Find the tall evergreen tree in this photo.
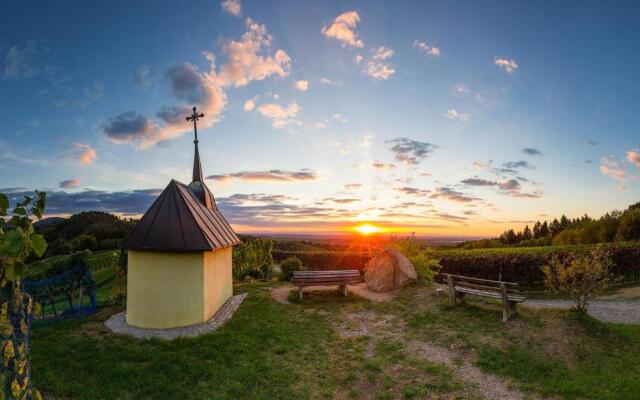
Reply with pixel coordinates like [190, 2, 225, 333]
[533, 221, 542, 238]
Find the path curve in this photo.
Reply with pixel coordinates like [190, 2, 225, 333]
[524, 299, 640, 324]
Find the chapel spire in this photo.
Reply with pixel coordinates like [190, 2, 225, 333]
[185, 106, 216, 209]
[187, 106, 205, 183]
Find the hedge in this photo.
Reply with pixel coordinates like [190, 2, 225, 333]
[436, 242, 640, 284]
[272, 250, 370, 271]
[273, 242, 640, 285]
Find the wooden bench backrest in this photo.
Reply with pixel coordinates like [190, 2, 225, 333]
[444, 274, 520, 294]
[292, 270, 362, 286]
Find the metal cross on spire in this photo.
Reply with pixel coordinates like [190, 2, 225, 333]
[186, 106, 205, 144]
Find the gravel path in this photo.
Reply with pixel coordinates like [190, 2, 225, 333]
[524, 299, 640, 324]
[409, 341, 531, 400]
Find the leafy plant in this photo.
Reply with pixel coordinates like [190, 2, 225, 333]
[232, 238, 274, 281]
[280, 256, 304, 281]
[541, 246, 613, 311]
[0, 191, 47, 400]
[389, 234, 440, 283]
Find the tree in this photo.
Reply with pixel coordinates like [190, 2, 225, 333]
[617, 207, 640, 241]
[540, 221, 550, 237]
[522, 225, 532, 241]
[0, 191, 47, 400]
[532, 221, 542, 238]
[550, 218, 561, 237]
[542, 247, 613, 311]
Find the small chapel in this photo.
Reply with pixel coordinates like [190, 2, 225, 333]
[121, 107, 240, 329]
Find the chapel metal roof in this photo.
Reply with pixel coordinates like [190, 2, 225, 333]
[121, 179, 241, 252]
[122, 108, 240, 252]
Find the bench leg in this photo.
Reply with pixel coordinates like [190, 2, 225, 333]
[340, 284, 348, 297]
[502, 300, 509, 323]
[298, 287, 304, 301]
[500, 283, 509, 323]
[447, 275, 456, 306]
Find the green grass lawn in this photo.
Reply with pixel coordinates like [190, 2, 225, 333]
[29, 282, 640, 400]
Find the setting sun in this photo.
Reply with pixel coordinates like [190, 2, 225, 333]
[354, 224, 382, 235]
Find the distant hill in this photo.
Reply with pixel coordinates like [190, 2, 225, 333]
[37, 211, 136, 242]
[35, 211, 137, 256]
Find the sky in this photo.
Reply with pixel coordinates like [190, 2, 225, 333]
[1, 0, 640, 236]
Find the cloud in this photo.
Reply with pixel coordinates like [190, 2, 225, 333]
[256, 101, 301, 129]
[133, 65, 151, 87]
[445, 109, 470, 123]
[494, 57, 518, 74]
[371, 161, 396, 170]
[430, 187, 479, 203]
[413, 40, 440, 56]
[2, 42, 40, 80]
[626, 149, 640, 168]
[1, 188, 162, 216]
[498, 178, 520, 190]
[59, 179, 81, 189]
[294, 80, 309, 91]
[435, 213, 468, 222]
[586, 140, 598, 147]
[353, 55, 364, 63]
[104, 18, 288, 148]
[386, 137, 437, 165]
[502, 160, 534, 170]
[243, 96, 257, 111]
[344, 183, 362, 190]
[207, 169, 317, 182]
[396, 187, 430, 196]
[600, 156, 626, 180]
[215, 18, 292, 87]
[362, 46, 395, 80]
[103, 111, 157, 144]
[320, 77, 339, 85]
[331, 113, 347, 122]
[522, 147, 542, 156]
[221, 0, 241, 16]
[321, 11, 364, 48]
[461, 178, 496, 187]
[324, 198, 360, 204]
[72, 143, 97, 165]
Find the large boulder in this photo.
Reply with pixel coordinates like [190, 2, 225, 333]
[364, 248, 417, 292]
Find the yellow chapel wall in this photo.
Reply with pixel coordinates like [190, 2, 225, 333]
[126, 250, 205, 329]
[202, 246, 233, 321]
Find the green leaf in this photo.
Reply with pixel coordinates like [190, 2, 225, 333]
[31, 234, 47, 258]
[12, 207, 26, 216]
[0, 194, 8, 215]
[2, 230, 25, 255]
[13, 261, 25, 279]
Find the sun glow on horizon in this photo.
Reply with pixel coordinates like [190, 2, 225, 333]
[353, 223, 382, 235]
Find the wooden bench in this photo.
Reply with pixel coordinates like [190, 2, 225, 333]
[444, 274, 526, 322]
[292, 270, 363, 301]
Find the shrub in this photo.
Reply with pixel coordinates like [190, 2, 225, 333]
[541, 247, 613, 311]
[232, 237, 274, 281]
[46, 238, 72, 256]
[390, 234, 440, 283]
[71, 234, 97, 251]
[280, 256, 304, 281]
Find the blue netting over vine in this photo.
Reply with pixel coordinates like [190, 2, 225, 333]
[23, 264, 96, 322]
